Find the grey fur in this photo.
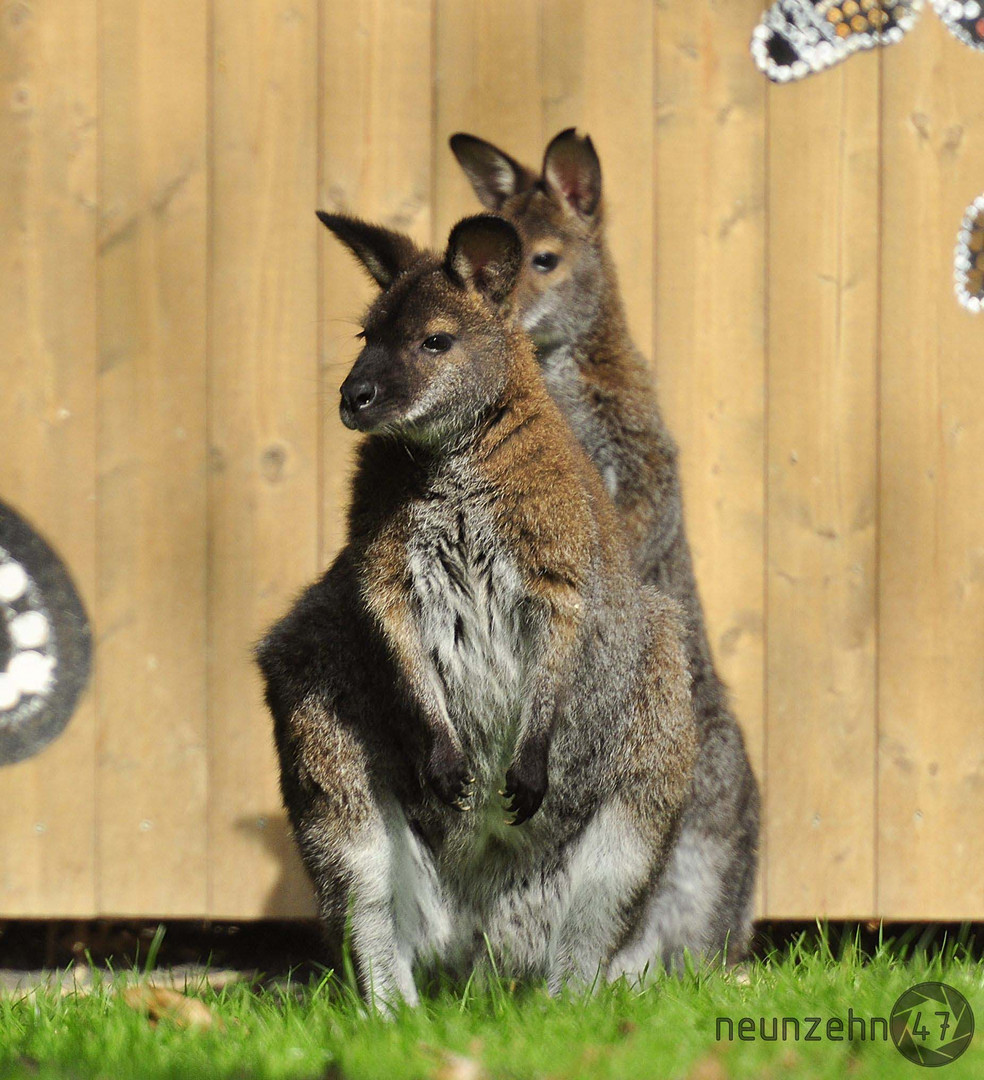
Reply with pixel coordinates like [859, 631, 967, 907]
[451, 129, 760, 966]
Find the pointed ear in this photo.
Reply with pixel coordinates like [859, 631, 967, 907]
[449, 133, 538, 211]
[316, 211, 420, 289]
[444, 215, 522, 306]
[541, 128, 602, 219]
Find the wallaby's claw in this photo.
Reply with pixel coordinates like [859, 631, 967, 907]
[501, 748, 548, 827]
[500, 784, 541, 827]
[424, 736, 473, 810]
[503, 738, 550, 829]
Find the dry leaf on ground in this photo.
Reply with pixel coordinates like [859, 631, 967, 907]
[685, 1051, 729, 1080]
[422, 1046, 489, 1080]
[122, 985, 222, 1030]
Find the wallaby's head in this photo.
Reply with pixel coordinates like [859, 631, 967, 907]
[319, 212, 525, 444]
[450, 128, 605, 352]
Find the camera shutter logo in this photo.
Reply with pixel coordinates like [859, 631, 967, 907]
[891, 982, 974, 1067]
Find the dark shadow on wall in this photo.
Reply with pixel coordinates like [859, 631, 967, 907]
[234, 813, 319, 920]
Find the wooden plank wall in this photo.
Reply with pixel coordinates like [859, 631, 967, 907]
[0, 0, 98, 916]
[97, 0, 209, 916]
[1, 0, 982, 921]
[766, 47, 881, 915]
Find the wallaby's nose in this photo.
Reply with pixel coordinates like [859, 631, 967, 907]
[339, 377, 380, 429]
[341, 380, 378, 412]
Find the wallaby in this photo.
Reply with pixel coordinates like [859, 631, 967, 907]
[256, 212, 697, 1005]
[451, 129, 760, 964]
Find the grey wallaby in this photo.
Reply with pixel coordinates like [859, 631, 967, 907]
[451, 128, 760, 964]
[256, 212, 697, 1005]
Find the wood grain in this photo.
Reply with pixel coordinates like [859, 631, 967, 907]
[878, 17, 984, 918]
[766, 58, 880, 917]
[434, 0, 543, 242]
[96, 0, 208, 915]
[654, 0, 767, 913]
[319, 0, 434, 565]
[542, 0, 654, 357]
[208, 0, 320, 918]
[0, 0, 98, 916]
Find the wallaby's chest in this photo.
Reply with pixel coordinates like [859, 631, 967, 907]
[406, 488, 528, 752]
[539, 345, 621, 498]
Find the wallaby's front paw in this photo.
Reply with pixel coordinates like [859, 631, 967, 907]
[424, 735, 474, 812]
[502, 742, 548, 826]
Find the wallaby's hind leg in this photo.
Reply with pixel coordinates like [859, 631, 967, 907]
[608, 825, 730, 976]
[545, 800, 658, 994]
[609, 716, 760, 973]
[548, 597, 697, 992]
[274, 692, 452, 1008]
[297, 797, 452, 1008]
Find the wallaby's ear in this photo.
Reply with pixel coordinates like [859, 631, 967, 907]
[445, 215, 522, 306]
[541, 128, 602, 219]
[316, 211, 420, 289]
[449, 133, 538, 211]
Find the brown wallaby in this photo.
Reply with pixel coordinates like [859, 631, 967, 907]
[256, 212, 697, 1005]
[451, 129, 760, 964]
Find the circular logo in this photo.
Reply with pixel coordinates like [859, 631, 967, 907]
[891, 982, 975, 1067]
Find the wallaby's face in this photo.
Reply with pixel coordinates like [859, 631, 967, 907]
[450, 129, 605, 352]
[318, 213, 523, 443]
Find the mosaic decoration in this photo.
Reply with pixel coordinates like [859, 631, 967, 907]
[752, 0, 982, 82]
[933, 0, 984, 50]
[955, 194, 984, 312]
[751, 0, 922, 81]
[0, 499, 91, 766]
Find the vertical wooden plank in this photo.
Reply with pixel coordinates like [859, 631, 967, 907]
[320, 0, 434, 565]
[209, 0, 319, 917]
[433, 0, 542, 243]
[653, 0, 767, 913]
[879, 19, 984, 918]
[766, 60, 879, 916]
[542, 0, 654, 357]
[0, 0, 98, 915]
[96, 0, 208, 915]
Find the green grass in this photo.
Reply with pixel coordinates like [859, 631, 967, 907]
[0, 929, 981, 1079]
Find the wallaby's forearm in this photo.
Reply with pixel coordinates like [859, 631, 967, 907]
[504, 577, 582, 824]
[365, 554, 472, 809]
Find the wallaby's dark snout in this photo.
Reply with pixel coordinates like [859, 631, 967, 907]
[339, 376, 378, 428]
[339, 347, 388, 430]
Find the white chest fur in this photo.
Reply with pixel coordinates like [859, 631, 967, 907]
[406, 495, 528, 771]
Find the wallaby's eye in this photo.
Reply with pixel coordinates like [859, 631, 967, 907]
[532, 251, 560, 273]
[421, 333, 455, 353]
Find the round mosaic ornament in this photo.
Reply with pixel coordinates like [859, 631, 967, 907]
[933, 0, 984, 49]
[955, 194, 984, 312]
[751, 0, 923, 82]
[0, 500, 91, 765]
